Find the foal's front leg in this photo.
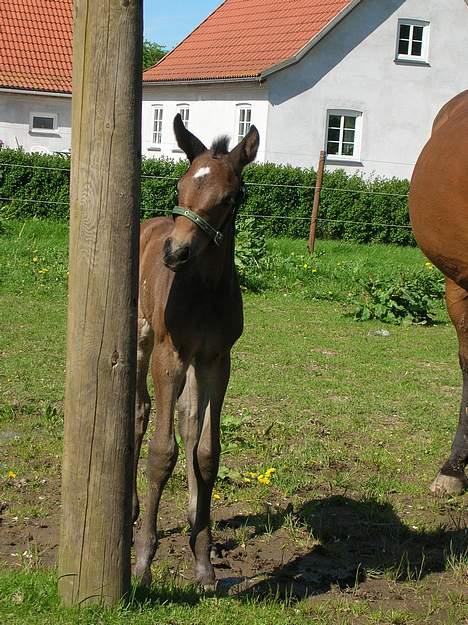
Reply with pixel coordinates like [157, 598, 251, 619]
[180, 353, 230, 589]
[134, 341, 185, 586]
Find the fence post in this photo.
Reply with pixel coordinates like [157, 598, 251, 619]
[308, 150, 326, 253]
[58, 0, 142, 607]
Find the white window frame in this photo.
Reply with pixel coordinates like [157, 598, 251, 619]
[395, 19, 430, 64]
[29, 112, 58, 134]
[325, 109, 363, 162]
[236, 104, 252, 143]
[177, 104, 190, 129]
[152, 105, 163, 145]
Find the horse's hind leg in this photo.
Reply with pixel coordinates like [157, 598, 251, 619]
[431, 277, 468, 495]
[182, 354, 230, 589]
[133, 318, 154, 523]
[134, 342, 184, 586]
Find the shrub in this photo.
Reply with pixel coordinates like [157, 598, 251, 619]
[234, 215, 268, 291]
[353, 265, 445, 325]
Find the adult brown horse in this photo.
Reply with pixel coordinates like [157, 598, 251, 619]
[410, 90, 468, 496]
[133, 115, 259, 588]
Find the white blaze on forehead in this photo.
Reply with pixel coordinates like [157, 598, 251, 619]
[193, 166, 211, 180]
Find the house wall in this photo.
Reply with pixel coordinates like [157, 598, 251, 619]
[0, 91, 72, 153]
[141, 82, 269, 161]
[265, 0, 468, 179]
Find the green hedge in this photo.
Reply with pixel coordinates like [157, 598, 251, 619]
[0, 149, 413, 245]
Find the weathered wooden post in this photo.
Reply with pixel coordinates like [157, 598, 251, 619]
[308, 150, 326, 253]
[58, 0, 142, 607]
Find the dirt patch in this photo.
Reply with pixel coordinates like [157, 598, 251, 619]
[2, 489, 466, 619]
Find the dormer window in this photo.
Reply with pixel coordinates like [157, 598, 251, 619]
[396, 19, 430, 63]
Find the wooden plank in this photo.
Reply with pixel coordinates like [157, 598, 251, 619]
[58, 0, 142, 607]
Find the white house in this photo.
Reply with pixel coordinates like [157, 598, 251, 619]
[142, 0, 468, 179]
[1, 1, 467, 179]
[0, 0, 72, 154]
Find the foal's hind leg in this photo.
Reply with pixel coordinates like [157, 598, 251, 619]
[134, 342, 184, 586]
[179, 354, 230, 589]
[133, 319, 154, 523]
[431, 278, 468, 495]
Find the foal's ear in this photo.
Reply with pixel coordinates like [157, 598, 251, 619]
[230, 125, 260, 171]
[173, 114, 207, 162]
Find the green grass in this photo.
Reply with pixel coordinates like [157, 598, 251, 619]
[1, 220, 467, 625]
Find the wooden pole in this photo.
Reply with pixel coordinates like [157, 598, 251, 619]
[308, 150, 326, 253]
[58, 0, 142, 607]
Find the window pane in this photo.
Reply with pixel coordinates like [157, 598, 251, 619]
[328, 115, 341, 128]
[33, 116, 54, 130]
[327, 142, 339, 155]
[398, 38, 409, 55]
[343, 116, 356, 129]
[343, 129, 355, 143]
[327, 128, 340, 142]
[245, 109, 251, 123]
[239, 109, 245, 122]
[342, 143, 354, 156]
[399, 24, 411, 39]
[412, 26, 424, 42]
[411, 40, 422, 56]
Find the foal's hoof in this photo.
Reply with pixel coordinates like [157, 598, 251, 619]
[134, 563, 153, 588]
[196, 566, 216, 592]
[430, 471, 468, 496]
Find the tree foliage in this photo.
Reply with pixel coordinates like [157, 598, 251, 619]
[143, 40, 167, 70]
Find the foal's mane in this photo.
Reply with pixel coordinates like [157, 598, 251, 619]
[210, 135, 230, 157]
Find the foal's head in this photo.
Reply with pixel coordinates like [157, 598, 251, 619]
[163, 114, 259, 271]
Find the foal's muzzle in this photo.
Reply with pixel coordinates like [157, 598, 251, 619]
[163, 237, 191, 271]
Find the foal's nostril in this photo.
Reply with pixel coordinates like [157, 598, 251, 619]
[163, 237, 173, 258]
[177, 246, 190, 262]
[163, 237, 190, 268]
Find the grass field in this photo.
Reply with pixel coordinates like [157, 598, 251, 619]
[0, 220, 467, 625]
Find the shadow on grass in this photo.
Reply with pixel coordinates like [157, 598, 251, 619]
[213, 495, 467, 600]
[127, 581, 203, 608]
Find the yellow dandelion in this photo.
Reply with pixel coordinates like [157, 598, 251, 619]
[7, 470, 16, 479]
[264, 467, 276, 478]
[257, 474, 271, 485]
[303, 263, 308, 269]
[213, 492, 221, 501]
[32, 257, 38, 263]
[312, 268, 317, 273]
[243, 477, 251, 483]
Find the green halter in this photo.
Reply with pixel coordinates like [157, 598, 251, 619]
[172, 206, 224, 247]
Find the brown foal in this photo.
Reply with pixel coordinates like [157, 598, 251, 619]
[133, 115, 259, 588]
[410, 90, 468, 496]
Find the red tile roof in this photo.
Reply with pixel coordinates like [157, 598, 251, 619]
[0, 0, 72, 93]
[143, 0, 359, 83]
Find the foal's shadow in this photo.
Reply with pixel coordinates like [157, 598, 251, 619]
[214, 495, 467, 599]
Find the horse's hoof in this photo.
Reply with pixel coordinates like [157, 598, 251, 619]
[430, 471, 468, 496]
